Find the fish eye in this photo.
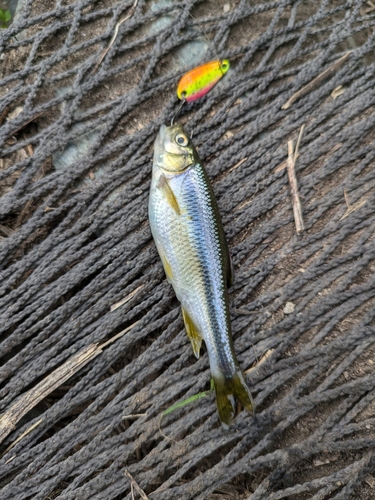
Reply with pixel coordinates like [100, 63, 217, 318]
[175, 133, 189, 147]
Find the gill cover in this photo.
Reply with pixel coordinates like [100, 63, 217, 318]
[154, 124, 198, 173]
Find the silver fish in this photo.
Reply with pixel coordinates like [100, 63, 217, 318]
[148, 124, 254, 427]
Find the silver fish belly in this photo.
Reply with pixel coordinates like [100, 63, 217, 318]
[149, 124, 254, 427]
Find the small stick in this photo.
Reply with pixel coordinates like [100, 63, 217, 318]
[274, 153, 299, 173]
[8, 110, 46, 136]
[122, 413, 147, 419]
[110, 284, 144, 312]
[364, 1, 375, 13]
[91, 0, 139, 75]
[245, 349, 274, 375]
[294, 124, 305, 163]
[0, 344, 100, 444]
[281, 52, 350, 110]
[124, 470, 150, 500]
[339, 189, 367, 221]
[0, 321, 139, 444]
[100, 320, 140, 349]
[287, 140, 305, 233]
[228, 157, 247, 174]
[2, 418, 43, 456]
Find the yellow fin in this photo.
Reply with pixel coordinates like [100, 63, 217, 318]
[182, 308, 202, 359]
[213, 371, 255, 429]
[157, 174, 180, 215]
[160, 252, 173, 282]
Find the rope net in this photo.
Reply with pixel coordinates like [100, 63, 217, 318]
[1, 0, 375, 498]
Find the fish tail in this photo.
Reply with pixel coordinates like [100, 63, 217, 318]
[213, 370, 255, 429]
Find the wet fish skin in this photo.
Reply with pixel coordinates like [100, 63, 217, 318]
[149, 124, 254, 427]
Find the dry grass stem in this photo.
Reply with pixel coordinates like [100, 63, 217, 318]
[0, 322, 140, 445]
[0, 344, 100, 444]
[124, 470, 150, 500]
[245, 349, 274, 375]
[8, 111, 46, 136]
[287, 139, 305, 233]
[228, 157, 247, 174]
[340, 189, 367, 221]
[364, 1, 375, 13]
[158, 415, 179, 444]
[92, 0, 139, 74]
[0, 224, 15, 237]
[282, 52, 350, 109]
[2, 418, 43, 456]
[111, 284, 145, 311]
[331, 85, 345, 99]
[122, 413, 147, 419]
[274, 153, 299, 173]
[330, 143, 343, 154]
[100, 320, 140, 348]
[294, 124, 305, 162]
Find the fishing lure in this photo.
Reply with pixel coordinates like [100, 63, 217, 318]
[177, 59, 230, 102]
[149, 123, 254, 427]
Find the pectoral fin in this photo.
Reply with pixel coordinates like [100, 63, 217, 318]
[157, 174, 180, 215]
[182, 308, 202, 359]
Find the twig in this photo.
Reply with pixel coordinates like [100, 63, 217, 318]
[339, 189, 367, 221]
[91, 0, 139, 75]
[7, 110, 46, 136]
[287, 139, 305, 233]
[158, 415, 178, 443]
[110, 284, 144, 311]
[100, 320, 140, 349]
[274, 125, 306, 174]
[228, 157, 247, 174]
[331, 85, 345, 99]
[122, 413, 147, 419]
[281, 52, 350, 110]
[2, 418, 43, 456]
[0, 224, 15, 237]
[0, 344, 100, 445]
[274, 153, 299, 173]
[294, 124, 305, 163]
[0, 321, 139, 445]
[124, 470, 149, 500]
[245, 349, 274, 375]
[131, 483, 135, 500]
[274, 142, 341, 172]
[364, 1, 375, 13]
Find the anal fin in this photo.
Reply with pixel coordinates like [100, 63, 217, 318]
[182, 308, 202, 359]
[159, 251, 173, 283]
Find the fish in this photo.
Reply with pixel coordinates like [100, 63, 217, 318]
[148, 123, 254, 427]
[177, 60, 230, 102]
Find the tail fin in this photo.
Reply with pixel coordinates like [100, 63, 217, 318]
[213, 370, 255, 429]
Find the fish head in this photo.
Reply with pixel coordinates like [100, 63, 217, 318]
[154, 124, 198, 174]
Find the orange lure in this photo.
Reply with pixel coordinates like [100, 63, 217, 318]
[177, 60, 230, 102]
